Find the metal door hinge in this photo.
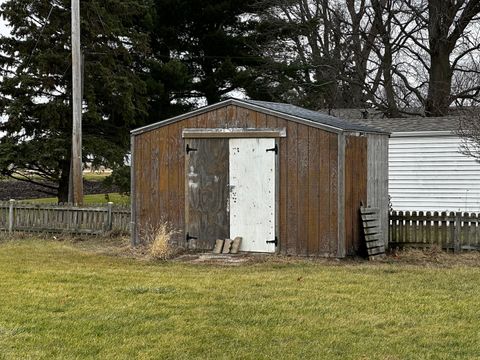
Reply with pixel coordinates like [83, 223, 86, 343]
[266, 236, 278, 246]
[266, 144, 278, 154]
[186, 233, 198, 241]
[186, 144, 197, 154]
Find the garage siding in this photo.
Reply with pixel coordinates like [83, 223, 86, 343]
[389, 134, 480, 212]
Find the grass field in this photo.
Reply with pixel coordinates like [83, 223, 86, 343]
[1, 239, 480, 359]
[22, 193, 130, 205]
[82, 173, 111, 182]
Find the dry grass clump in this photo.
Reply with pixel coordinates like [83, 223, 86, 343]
[389, 246, 480, 267]
[140, 221, 181, 260]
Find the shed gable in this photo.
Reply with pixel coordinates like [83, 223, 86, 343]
[131, 99, 387, 136]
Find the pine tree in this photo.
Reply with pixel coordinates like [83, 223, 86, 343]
[0, 0, 151, 202]
[150, 0, 263, 106]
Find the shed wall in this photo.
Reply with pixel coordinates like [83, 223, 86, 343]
[133, 104, 340, 256]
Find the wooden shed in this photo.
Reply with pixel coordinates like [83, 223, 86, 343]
[130, 99, 389, 257]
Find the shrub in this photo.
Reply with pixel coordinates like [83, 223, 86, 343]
[140, 221, 181, 260]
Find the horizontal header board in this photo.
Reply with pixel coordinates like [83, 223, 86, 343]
[182, 128, 287, 138]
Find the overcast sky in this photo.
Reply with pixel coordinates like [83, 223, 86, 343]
[0, 0, 10, 36]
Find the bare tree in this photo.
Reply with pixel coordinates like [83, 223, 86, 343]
[393, 0, 480, 116]
[249, 0, 351, 108]
[457, 109, 480, 160]
[251, 0, 480, 116]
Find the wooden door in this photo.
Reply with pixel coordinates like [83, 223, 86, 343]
[185, 138, 229, 249]
[229, 138, 276, 253]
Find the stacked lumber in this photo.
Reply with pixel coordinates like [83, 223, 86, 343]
[360, 206, 386, 260]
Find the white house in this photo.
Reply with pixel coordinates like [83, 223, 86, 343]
[345, 116, 480, 212]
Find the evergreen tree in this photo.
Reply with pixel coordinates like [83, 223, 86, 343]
[0, 0, 151, 202]
[150, 0, 263, 105]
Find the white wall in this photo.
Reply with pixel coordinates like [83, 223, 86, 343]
[389, 133, 480, 212]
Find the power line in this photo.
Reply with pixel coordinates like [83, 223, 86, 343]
[24, 4, 54, 71]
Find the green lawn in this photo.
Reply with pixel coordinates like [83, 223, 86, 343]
[22, 193, 130, 205]
[1, 239, 480, 359]
[83, 173, 111, 182]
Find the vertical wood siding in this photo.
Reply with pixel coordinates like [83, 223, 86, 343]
[133, 105, 340, 256]
[344, 135, 368, 255]
[367, 134, 389, 247]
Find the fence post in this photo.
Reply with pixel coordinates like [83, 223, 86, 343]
[454, 212, 462, 253]
[8, 199, 15, 233]
[106, 202, 113, 232]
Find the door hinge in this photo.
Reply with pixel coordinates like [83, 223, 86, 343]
[266, 236, 278, 246]
[186, 144, 197, 154]
[186, 232, 198, 242]
[266, 144, 278, 154]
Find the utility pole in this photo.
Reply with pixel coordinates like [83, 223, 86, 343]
[70, 0, 83, 205]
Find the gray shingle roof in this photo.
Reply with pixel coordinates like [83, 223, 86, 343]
[131, 98, 389, 135]
[241, 99, 387, 133]
[347, 116, 461, 133]
[319, 107, 475, 121]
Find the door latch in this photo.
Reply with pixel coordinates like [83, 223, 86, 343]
[266, 236, 278, 246]
[266, 144, 278, 154]
[186, 144, 197, 154]
[186, 233, 198, 242]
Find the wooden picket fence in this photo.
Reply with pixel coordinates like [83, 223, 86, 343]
[389, 210, 480, 252]
[0, 200, 131, 235]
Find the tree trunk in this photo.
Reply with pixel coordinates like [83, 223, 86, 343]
[57, 159, 71, 204]
[204, 85, 221, 105]
[382, 38, 400, 117]
[426, 49, 452, 116]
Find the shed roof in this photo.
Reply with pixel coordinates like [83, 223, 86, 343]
[348, 116, 461, 133]
[319, 106, 475, 120]
[240, 100, 385, 133]
[131, 98, 388, 136]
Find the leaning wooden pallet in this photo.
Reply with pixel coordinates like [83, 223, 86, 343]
[360, 206, 386, 260]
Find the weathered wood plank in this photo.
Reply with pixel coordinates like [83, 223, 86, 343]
[256, 112, 267, 127]
[152, 128, 165, 228]
[226, 105, 238, 125]
[168, 122, 181, 232]
[360, 206, 385, 259]
[344, 135, 367, 255]
[215, 107, 227, 128]
[185, 138, 229, 250]
[286, 121, 298, 255]
[236, 106, 249, 127]
[344, 137, 353, 254]
[307, 127, 320, 256]
[297, 124, 309, 255]
[319, 131, 330, 254]
[265, 115, 278, 129]
[277, 118, 288, 255]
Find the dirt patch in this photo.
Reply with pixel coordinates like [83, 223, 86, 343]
[387, 247, 480, 267]
[174, 253, 258, 265]
[170, 248, 480, 267]
[0, 179, 119, 201]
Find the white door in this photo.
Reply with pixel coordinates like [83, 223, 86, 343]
[229, 138, 276, 253]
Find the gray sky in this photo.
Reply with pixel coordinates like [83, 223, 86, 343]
[0, 0, 10, 36]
